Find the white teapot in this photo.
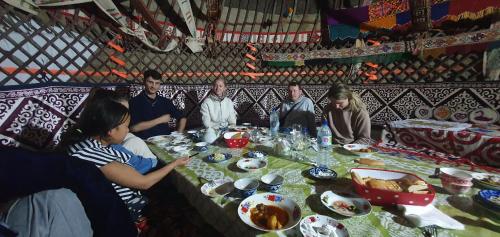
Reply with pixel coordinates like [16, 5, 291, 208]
[203, 127, 219, 144]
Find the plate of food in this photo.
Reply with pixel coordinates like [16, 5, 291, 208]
[433, 106, 451, 120]
[246, 151, 267, 159]
[300, 215, 349, 237]
[206, 153, 232, 163]
[472, 173, 500, 190]
[414, 105, 432, 119]
[200, 178, 234, 198]
[308, 167, 337, 180]
[343, 144, 373, 158]
[351, 168, 435, 206]
[469, 108, 499, 125]
[237, 158, 267, 172]
[320, 191, 371, 217]
[238, 193, 301, 232]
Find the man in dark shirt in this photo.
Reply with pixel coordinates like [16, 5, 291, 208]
[129, 69, 187, 139]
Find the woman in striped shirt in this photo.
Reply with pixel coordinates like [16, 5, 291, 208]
[65, 98, 191, 221]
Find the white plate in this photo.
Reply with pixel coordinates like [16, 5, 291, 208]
[469, 108, 499, 125]
[414, 105, 432, 119]
[200, 179, 234, 198]
[343, 144, 370, 151]
[172, 145, 191, 153]
[300, 215, 349, 237]
[472, 172, 500, 190]
[238, 193, 301, 232]
[450, 110, 469, 123]
[320, 191, 371, 217]
[433, 106, 451, 120]
[146, 135, 171, 144]
[237, 158, 267, 172]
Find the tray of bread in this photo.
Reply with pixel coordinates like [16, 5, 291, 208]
[350, 168, 435, 206]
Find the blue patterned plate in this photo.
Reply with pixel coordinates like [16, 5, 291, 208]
[308, 167, 337, 180]
[478, 189, 500, 211]
[246, 151, 267, 159]
[206, 153, 232, 163]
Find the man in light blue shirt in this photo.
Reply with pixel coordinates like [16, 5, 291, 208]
[279, 81, 317, 137]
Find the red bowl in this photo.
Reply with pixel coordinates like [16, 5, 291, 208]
[351, 168, 435, 206]
[224, 132, 249, 148]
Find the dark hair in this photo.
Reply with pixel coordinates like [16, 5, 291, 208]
[86, 88, 129, 106]
[288, 81, 302, 90]
[58, 99, 129, 150]
[327, 83, 366, 112]
[143, 69, 161, 81]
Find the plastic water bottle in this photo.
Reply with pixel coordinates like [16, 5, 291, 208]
[270, 107, 280, 137]
[317, 119, 332, 148]
[316, 119, 332, 167]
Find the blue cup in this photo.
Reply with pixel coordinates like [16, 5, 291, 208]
[234, 178, 259, 198]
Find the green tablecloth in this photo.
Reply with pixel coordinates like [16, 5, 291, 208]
[149, 141, 500, 237]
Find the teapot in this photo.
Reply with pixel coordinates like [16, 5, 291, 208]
[203, 127, 219, 144]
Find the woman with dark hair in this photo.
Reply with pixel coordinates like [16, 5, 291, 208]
[323, 83, 372, 145]
[65, 99, 191, 221]
[86, 88, 158, 174]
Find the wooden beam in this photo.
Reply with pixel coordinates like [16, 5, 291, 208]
[130, 0, 162, 36]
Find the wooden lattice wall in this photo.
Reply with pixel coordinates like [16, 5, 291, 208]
[0, 3, 494, 86]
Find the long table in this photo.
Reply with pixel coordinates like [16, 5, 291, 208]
[149, 137, 499, 237]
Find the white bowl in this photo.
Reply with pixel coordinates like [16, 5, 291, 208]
[238, 193, 301, 232]
[237, 158, 267, 172]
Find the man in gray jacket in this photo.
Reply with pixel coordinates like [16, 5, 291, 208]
[279, 81, 317, 137]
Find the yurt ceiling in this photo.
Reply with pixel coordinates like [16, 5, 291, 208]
[0, 0, 499, 85]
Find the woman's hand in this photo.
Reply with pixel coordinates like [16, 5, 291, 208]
[173, 157, 191, 167]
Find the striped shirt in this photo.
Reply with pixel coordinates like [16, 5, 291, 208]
[68, 138, 141, 202]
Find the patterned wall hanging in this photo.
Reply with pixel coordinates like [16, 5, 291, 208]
[262, 28, 500, 66]
[327, 0, 500, 40]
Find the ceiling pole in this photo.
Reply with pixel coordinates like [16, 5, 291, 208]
[158, 0, 178, 48]
[220, 0, 234, 42]
[228, 0, 242, 43]
[247, 0, 259, 42]
[236, 0, 251, 43]
[283, 0, 297, 43]
[291, 0, 309, 43]
[130, 0, 163, 36]
[409, 0, 432, 32]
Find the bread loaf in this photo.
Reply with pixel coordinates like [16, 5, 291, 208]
[366, 179, 404, 192]
[356, 158, 384, 166]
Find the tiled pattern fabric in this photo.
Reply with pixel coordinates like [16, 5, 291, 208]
[0, 83, 498, 150]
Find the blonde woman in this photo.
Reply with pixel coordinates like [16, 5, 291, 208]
[200, 78, 237, 129]
[322, 83, 372, 144]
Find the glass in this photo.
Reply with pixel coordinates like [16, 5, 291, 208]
[291, 124, 305, 150]
[219, 121, 228, 133]
[292, 124, 302, 134]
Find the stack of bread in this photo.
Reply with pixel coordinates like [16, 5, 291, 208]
[352, 172, 429, 194]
